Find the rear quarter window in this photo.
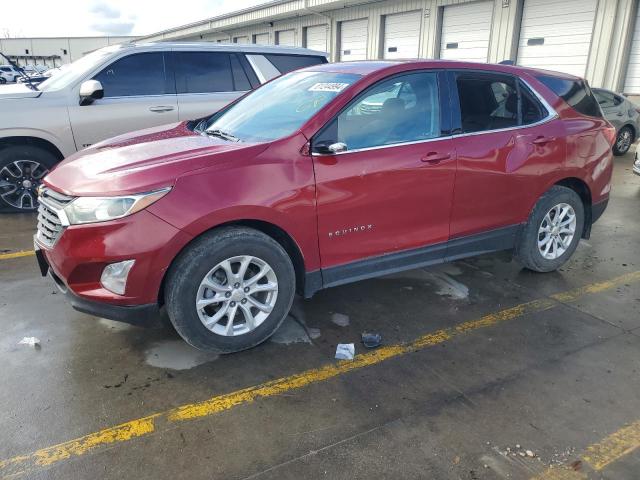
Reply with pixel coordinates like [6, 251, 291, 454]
[263, 54, 327, 74]
[536, 75, 602, 118]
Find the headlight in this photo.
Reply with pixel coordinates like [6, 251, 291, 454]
[63, 187, 171, 225]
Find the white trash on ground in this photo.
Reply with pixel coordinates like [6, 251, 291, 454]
[335, 343, 355, 360]
[331, 313, 350, 327]
[18, 337, 41, 348]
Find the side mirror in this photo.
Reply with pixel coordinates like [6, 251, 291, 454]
[79, 80, 104, 106]
[313, 141, 347, 154]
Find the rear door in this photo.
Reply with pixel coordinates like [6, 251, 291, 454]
[68, 52, 178, 149]
[312, 70, 457, 277]
[448, 70, 564, 243]
[171, 51, 254, 121]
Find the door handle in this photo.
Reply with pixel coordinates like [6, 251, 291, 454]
[532, 136, 555, 145]
[616, 112, 624, 116]
[421, 152, 451, 165]
[149, 106, 175, 113]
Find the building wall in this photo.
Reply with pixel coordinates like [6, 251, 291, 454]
[0, 36, 137, 67]
[138, 0, 640, 93]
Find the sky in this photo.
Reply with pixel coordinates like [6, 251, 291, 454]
[1, 0, 273, 38]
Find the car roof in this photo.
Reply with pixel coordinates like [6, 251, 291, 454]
[105, 41, 328, 57]
[301, 59, 584, 80]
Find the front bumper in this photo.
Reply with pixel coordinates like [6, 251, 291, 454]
[35, 209, 192, 325]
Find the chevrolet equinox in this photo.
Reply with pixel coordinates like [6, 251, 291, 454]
[35, 60, 614, 352]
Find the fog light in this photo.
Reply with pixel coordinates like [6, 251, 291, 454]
[100, 260, 135, 295]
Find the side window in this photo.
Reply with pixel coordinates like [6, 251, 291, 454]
[93, 53, 168, 97]
[536, 75, 603, 118]
[456, 73, 518, 133]
[593, 89, 616, 108]
[230, 54, 251, 91]
[316, 71, 440, 151]
[520, 82, 545, 125]
[263, 54, 327, 74]
[173, 52, 234, 94]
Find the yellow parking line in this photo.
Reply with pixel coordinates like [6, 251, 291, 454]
[1, 270, 639, 479]
[582, 419, 640, 470]
[532, 419, 640, 479]
[0, 250, 35, 261]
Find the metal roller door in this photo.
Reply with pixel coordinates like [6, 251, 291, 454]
[383, 11, 422, 59]
[277, 30, 295, 46]
[233, 36, 249, 44]
[624, 7, 640, 94]
[305, 25, 328, 52]
[440, 1, 493, 62]
[253, 33, 270, 45]
[517, 0, 597, 77]
[340, 19, 368, 61]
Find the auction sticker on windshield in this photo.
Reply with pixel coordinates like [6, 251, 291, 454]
[308, 82, 351, 92]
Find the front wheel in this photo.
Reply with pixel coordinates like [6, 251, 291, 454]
[165, 227, 296, 353]
[0, 145, 57, 212]
[613, 126, 633, 156]
[516, 186, 585, 272]
[0, 77, 6, 84]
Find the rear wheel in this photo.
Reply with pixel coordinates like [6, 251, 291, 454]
[0, 77, 6, 84]
[0, 145, 57, 212]
[165, 227, 296, 353]
[613, 126, 633, 156]
[516, 186, 585, 272]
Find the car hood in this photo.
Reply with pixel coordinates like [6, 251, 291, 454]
[44, 122, 270, 196]
[0, 83, 41, 99]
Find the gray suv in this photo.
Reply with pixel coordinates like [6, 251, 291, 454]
[592, 87, 640, 156]
[0, 42, 327, 211]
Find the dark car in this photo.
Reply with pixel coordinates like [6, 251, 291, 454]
[35, 60, 615, 353]
[592, 87, 640, 155]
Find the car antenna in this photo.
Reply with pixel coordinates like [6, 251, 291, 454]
[0, 51, 39, 91]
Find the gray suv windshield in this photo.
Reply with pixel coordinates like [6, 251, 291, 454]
[206, 71, 361, 143]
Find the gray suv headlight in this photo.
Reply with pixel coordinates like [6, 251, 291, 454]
[63, 188, 171, 225]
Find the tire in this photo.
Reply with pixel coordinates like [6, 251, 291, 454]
[613, 126, 633, 156]
[0, 145, 58, 213]
[515, 186, 585, 273]
[165, 227, 296, 353]
[0, 77, 6, 84]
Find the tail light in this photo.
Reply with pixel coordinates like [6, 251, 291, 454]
[603, 125, 617, 147]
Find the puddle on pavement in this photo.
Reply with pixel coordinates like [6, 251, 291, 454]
[385, 264, 470, 300]
[270, 316, 312, 345]
[144, 340, 219, 370]
[99, 319, 135, 332]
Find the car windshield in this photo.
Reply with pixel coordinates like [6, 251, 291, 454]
[205, 71, 361, 142]
[39, 46, 121, 91]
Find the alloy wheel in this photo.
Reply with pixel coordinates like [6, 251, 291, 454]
[195, 255, 278, 336]
[0, 160, 48, 211]
[616, 129, 632, 153]
[537, 203, 577, 260]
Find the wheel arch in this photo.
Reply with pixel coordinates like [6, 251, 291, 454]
[0, 136, 65, 162]
[158, 219, 310, 306]
[554, 177, 592, 238]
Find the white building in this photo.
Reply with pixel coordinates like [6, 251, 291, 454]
[0, 36, 137, 68]
[137, 0, 640, 95]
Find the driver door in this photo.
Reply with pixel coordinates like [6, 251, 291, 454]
[68, 52, 178, 149]
[312, 71, 457, 284]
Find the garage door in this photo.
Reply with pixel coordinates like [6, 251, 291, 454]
[277, 30, 295, 46]
[624, 8, 640, 93]
[253, 33, 270, 45]
[233, 36, 249, 44]
[305, 25, 328, 52]
[340, 19, 368, 61]
[440, 1, 493, 62]
[383, 11, 422, 59]
[517, 0, 597, 77]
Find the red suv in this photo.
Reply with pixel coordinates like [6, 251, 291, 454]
[35, 60, 615, 352]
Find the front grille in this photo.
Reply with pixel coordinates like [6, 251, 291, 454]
[36, 187, 74, 247]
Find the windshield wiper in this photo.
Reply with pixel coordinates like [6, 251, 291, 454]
[205, 129, 240, 142]
[0, 52, 39, 91]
